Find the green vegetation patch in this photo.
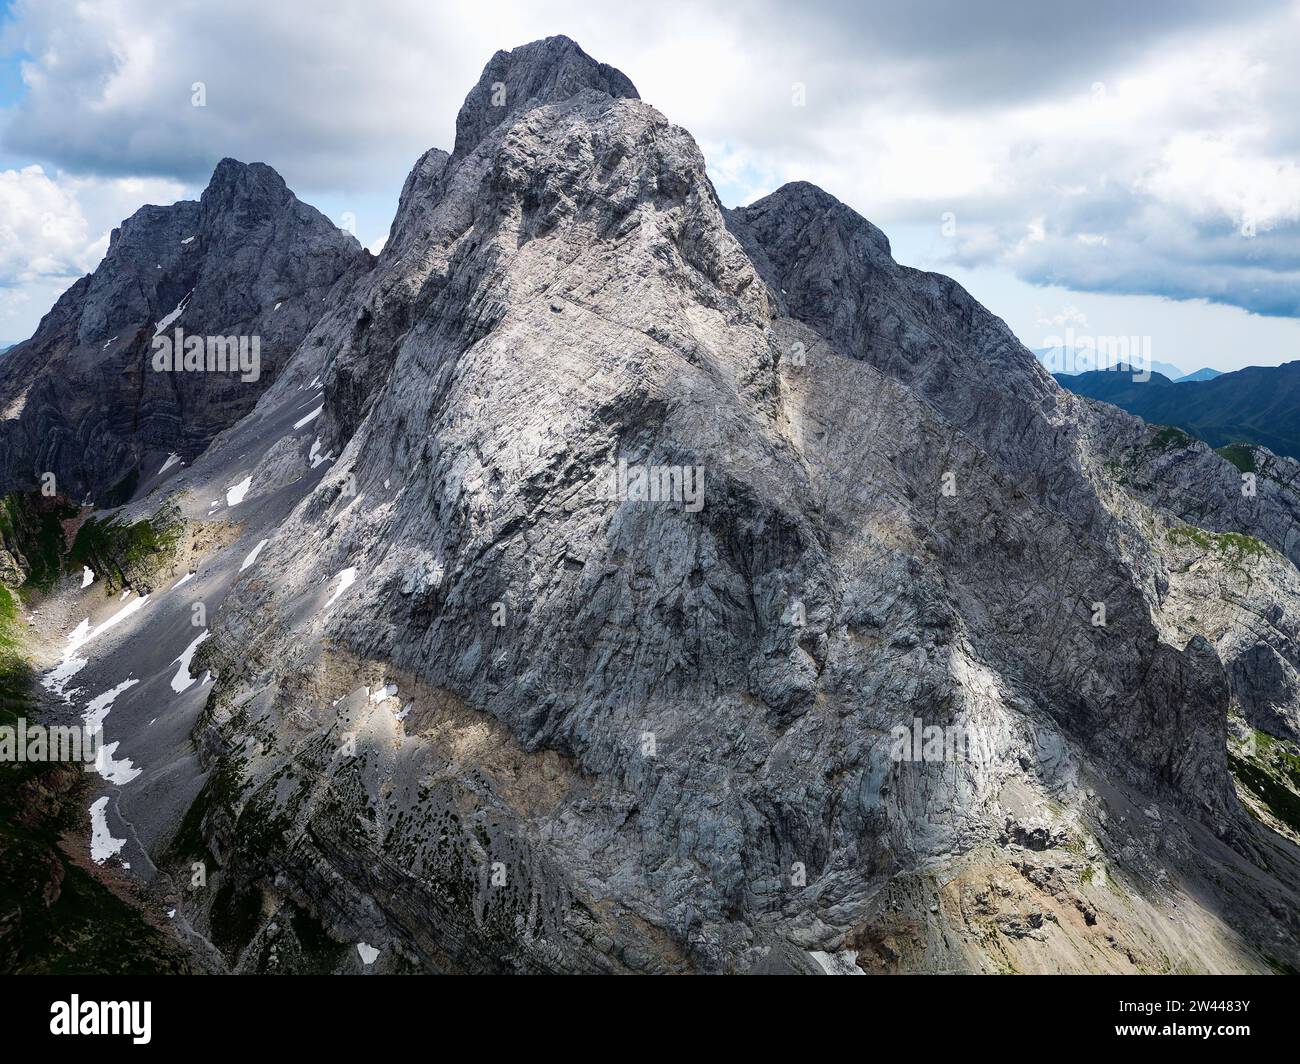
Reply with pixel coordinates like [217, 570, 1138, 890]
[1231, 753, 1300, 836]
[0, 493, 80, 591]
[1167, 525, 1269, 566]
[1150, 425, 1193, 451]
[0, 584, 188, 972]
[1229, 721, 1300, 840]
[0, 584, 31, 719]
[0, 490, 184, 595]
[69, 503, 184, 593]
[1216, 443, 1257, 474]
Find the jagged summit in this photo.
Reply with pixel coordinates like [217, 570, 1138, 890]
[169, 38, 1300, 976]
[733, 180, 893, 266]
[7, 37, 1300, 978]
[453, 34, 640, 157]
[201, 158, 295, 214]
[106, 159, 301, 253]
[0, 156, 367, 500]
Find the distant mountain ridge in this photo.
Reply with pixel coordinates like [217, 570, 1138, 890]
[1032, 347, 1187, 380]
[1034, 348, 1226, 383]
[1057, 360, 1300, 459]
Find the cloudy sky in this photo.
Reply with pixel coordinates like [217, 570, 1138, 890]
[3, 0, 1300, 373]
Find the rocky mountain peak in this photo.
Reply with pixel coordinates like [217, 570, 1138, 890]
[452, 34, 640, 157]
[200, 157, 295, 217]
[734, 180, 893, 269]
[0, 157, 367, 501]
[8, 36, 1300, 979]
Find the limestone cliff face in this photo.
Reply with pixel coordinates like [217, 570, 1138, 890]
[165, 37, 1300, 974]
[0, 159, 368, 502]
[11, 36, 1300, 975]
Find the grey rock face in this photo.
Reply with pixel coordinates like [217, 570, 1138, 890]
[1120, 438, 1300, 743]
[733, 179, 1300, 755]
[453, 34, 639, 158]
[20, 36, 1297, 976]
[0, 159, 368, 501]
[164, 37, 1300, 975]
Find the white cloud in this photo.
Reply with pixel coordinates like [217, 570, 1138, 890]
[0, 277, 64, 343]
[1036, 305, 1090, 330]
[0, 163, 188, 340]
[1140, 132, 1300, 233]
[0, 165, 188, 287]
[0, 165, 100, 283]
[0, 0, 1298, 328]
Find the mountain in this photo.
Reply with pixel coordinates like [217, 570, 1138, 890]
[0, 160, 368, 503]
[1060, 361, 1300, 459]
[1034, 347, 1185, 380]
[4, 36, 1300, 976]
[1053, 366, 1178, 403]
[1177, 367, 1223, 382]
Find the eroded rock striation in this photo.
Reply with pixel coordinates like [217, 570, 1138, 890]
[164, 37, 1300, 974]
[8, 36, 1300, 975]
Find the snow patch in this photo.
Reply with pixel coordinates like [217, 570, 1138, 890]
[239, 539, 269, 571]
[170, 630, 210, 693]
[324, 567, 357, 609]
[225, 475, 252, 506]
[94, 741, 141, 785]
[357, 943, 379, 965]
[294, 406, 322, 430]
[83, 677, 143, 785]
[42, 596, 151, 701]
[80, 566, 94, 589]
[158, 452, 182, 476]
[153, 290, 193, 336]
[89, 797, 126, 864]
[369, 682, 398, 704]
[810, 950, 865, 975]
[308, 437, 334, 468]
[44, 651, 89, 701]
[83, 677, 140, 734]
[170, 572, 195, 591]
